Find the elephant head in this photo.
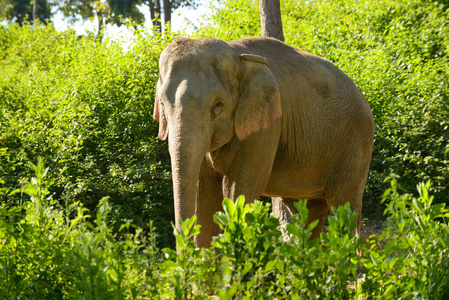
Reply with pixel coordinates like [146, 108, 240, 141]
[153, 37, 282, 237]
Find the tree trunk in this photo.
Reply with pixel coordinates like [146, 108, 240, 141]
[33, 0, 39, 24]
[153, 0, 162, 32]
[259, 0, 284, 42]
[97, 11, 104, 41]
[149, 0, 155, 21]
[163, 0, 172, 30]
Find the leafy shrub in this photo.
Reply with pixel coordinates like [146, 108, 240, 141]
[154, 177, 449, 299]
[0, 157, 162, 299]
[2, 0, 448, 250]
[0, 23, 177, 248]
[1, 1, 449, 296]
[2, 160, 447, 298]
[361, 176, 449, 299]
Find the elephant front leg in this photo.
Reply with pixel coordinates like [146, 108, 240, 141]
[194, 159, 224, 248]
[221, 132, 279, 204]
[221, 157, 276, 204]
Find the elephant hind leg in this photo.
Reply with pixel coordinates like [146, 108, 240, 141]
[305, 199, 329, 240]
[326, 179, 366, 238]
[325, 135, 372, 238]
[272, 197, 328, 240]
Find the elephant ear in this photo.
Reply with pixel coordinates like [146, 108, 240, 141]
[153, 89, 169, 141]
[235, 54, 282, 140]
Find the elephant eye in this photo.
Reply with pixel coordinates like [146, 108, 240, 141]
[212, 100, 225, 117]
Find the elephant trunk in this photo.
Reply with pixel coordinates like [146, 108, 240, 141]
[169, 127, 209, 235]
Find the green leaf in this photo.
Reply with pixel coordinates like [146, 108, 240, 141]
[214, 211, 229, 228]
[235, 195, 246, 220]
[307, 219, 319, 232]
[265, 260, 276, 273]
[242, 261, 253, 276]
[160, 260, 179, 272]
[223, 198, 236, 219]
[175, 233, 185, 250]
[286, 224, 300, 237]
[264, 217, 280, 229]
[190, 224, 202, 237]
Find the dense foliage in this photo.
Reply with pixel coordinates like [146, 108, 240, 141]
[1, 160, 448, 298]
[1, 0, 449, 297]
[0, 22, 177, 248]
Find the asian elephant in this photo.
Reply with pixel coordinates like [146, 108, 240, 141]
[154, 37, 374, 248]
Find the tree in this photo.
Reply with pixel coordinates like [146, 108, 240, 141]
[148, 0, 162, 32]
[147, 0, 198, 32]
[57, 0, 145, 35]
[259, 0, 286, 222]
[108, 0, 146, 26]
[0, 0, 51, 25]
[1, 0, 198, 34]
[259, 0, 284, 42]
[163, 0, 171, 28]
[33, 0, 38, 23]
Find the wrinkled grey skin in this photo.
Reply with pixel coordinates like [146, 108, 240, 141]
[154, 37, 374, 248]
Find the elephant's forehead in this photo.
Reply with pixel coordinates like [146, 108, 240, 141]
[161, 53, 218, 78]
[160, 69, 223, 106]
[160, 42, 236, 78]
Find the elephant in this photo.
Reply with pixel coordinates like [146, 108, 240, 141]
[154, 36, 374, 248]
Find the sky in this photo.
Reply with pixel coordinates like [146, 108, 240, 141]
[52, 1, 218, 41]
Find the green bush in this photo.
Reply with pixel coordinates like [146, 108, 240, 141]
[1, 159, 448, 298]
[1, 0, 448, 249]
[0, 23, 177, 248]
[1, 0, 449, 296]
[359, 176, 449, 299]
[0, 158, 162, 299]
